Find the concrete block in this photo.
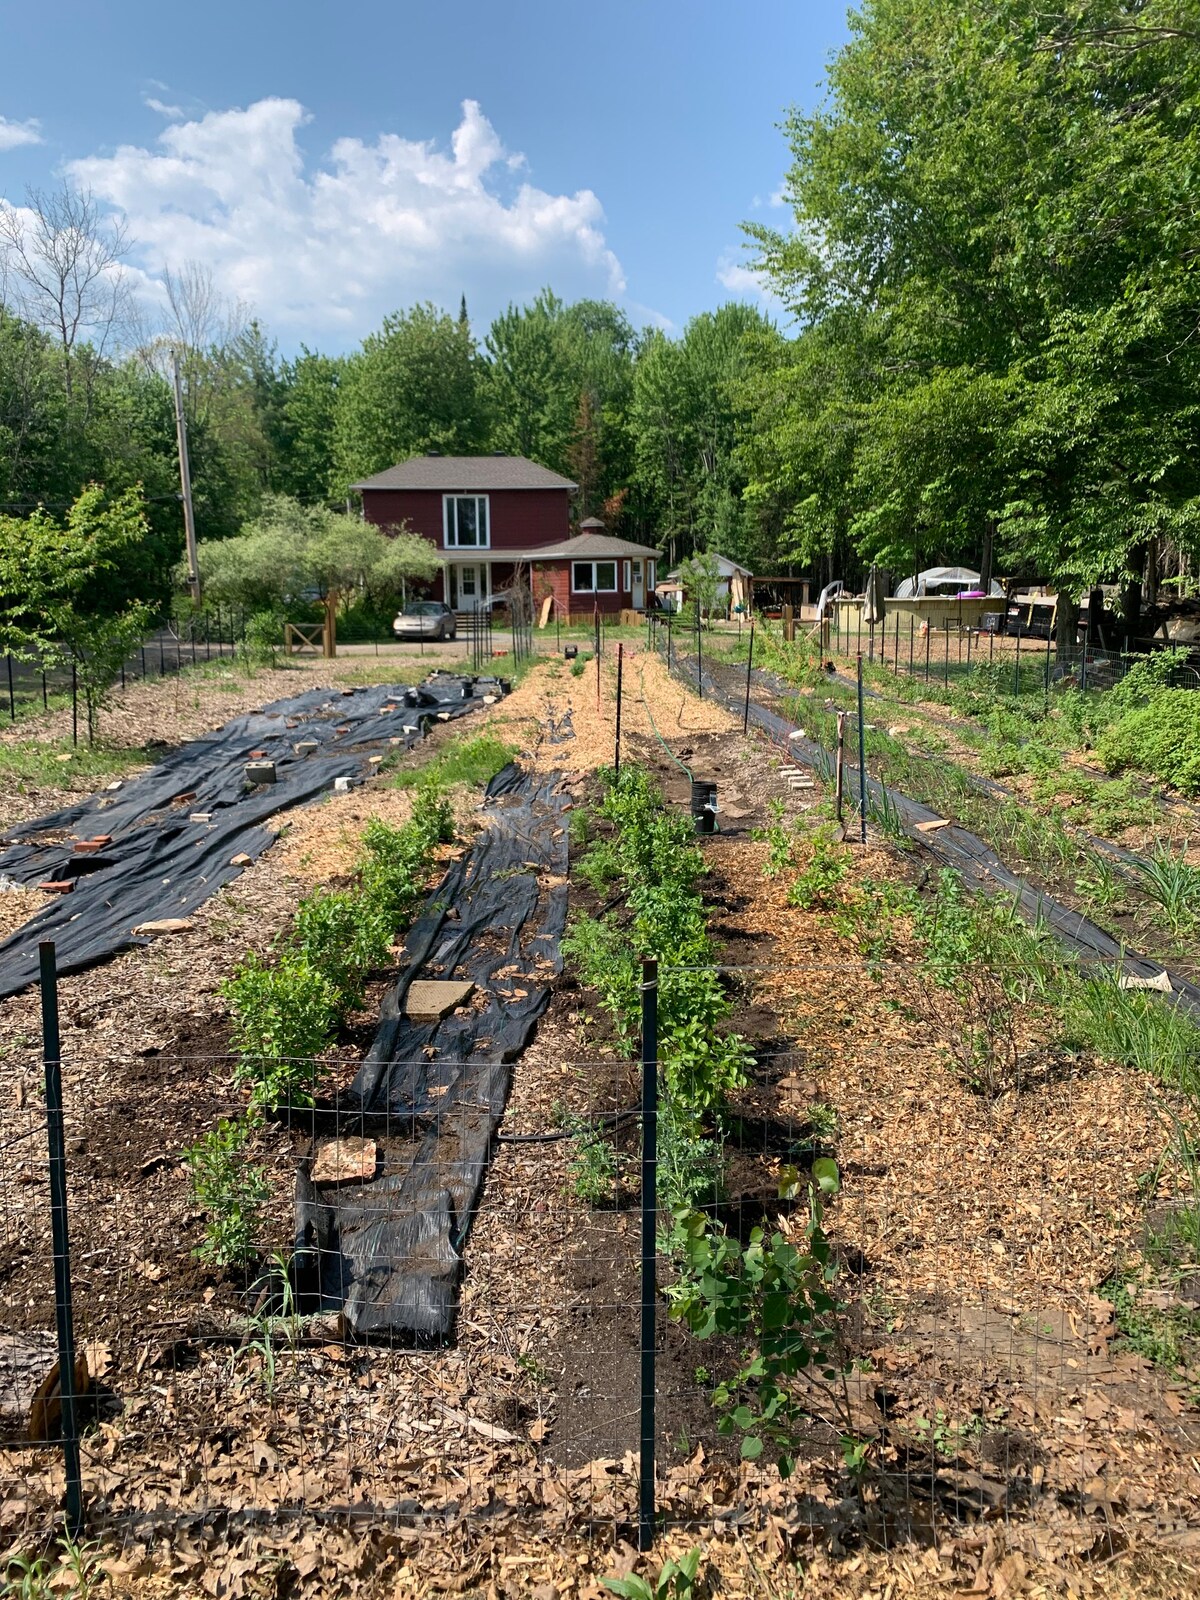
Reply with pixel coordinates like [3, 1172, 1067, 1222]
[334, 776, 355, 794]
[294, 739, 319, 756]
[244, 760, 277, 784]
[189, 812, 212, 823]
[405, 979, 476, 1022]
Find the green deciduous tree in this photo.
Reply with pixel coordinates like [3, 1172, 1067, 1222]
[192, 494, 440, 615]
[632, 303, 782, 567]
[744, 0, 1200, 611]
[483, 290, 635, 512]
[333, 304, 485, 493]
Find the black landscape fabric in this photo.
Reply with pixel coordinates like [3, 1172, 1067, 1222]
[0, 672, 502, 998]
[294, 763, 569, 1344]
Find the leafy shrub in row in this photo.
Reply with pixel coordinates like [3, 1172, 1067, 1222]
[1098, 691, 1200, 796]
[221, 787, 454, 1108]
[187, 1113, 270, 1268]
[565, 768, 750, 1122]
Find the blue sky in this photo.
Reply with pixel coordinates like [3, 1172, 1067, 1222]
[0, 0, 851, 352]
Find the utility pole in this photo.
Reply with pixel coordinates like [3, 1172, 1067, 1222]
[171, 350, 201, 604]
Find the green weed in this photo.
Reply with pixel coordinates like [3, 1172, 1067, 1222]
[391, 732, 516, 791]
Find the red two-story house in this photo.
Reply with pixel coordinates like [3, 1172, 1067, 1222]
[353, 454, 658, 619]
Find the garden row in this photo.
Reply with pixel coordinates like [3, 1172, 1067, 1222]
[562, 768, 845, 1474]
[187, 785, 456, 1268]
[721, 627, 1200, 961]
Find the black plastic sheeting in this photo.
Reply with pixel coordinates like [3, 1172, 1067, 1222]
[678, 654, 1200, 1020]
[294, 763, 568, 1344]
[0, 672, 503, 998]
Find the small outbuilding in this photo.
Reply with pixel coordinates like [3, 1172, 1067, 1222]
[664, 552, 754, 615]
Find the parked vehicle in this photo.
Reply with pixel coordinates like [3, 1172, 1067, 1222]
[393, 601, 457, 641]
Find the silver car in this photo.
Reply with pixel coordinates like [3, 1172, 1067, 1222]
[393, 601, 457, 642]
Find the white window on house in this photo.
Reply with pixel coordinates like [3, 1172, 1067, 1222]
[572, 560, 618, 593]
[444, 495, 490, 549]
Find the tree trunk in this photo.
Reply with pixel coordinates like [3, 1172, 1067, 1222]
[1055, 592, 1079, 663]
[1144, 536, 1160, 612]
[980, 521, 995, 593]
[1120, 542, 1147, 640]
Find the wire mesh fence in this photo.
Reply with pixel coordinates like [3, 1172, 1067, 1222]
[4, 943, 1199, 1559]
[2, 612, 251, 738]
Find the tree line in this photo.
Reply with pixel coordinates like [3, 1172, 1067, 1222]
[741, 0, 1200, 634]
[0, 189, 784, 628]
[4, 0, 1197, 644]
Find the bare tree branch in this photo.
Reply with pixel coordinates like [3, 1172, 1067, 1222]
[0, 184, 132, 398]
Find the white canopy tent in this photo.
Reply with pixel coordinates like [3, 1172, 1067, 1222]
[894, 566, 1004, 599]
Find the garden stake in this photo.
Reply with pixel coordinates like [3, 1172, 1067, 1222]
[1014, 629, 1022, 695]
[924, 627, 930, 683]
[667, 613, 673, 670]
[989, 630, 995, 664]
[909, 615, 914, 677]
[835, 710, 847, 823]
[638, 958, 659, 1552]
[944, 624, 949, 686]
[743, 620, 755, 733]
[856, 652, 867, 843]
[6, 653, 13, 721]
[71, 660, 78, 747]
[39, 942, 84, 1536]
[42, 668, 47, 710]
[696, 599, 704, 700]
[1044, 628, 1053, 708]
[615, 643, 624, 776]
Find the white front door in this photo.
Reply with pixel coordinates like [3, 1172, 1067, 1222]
[631, 559, 645, 609]
[456, 563, 489, 612]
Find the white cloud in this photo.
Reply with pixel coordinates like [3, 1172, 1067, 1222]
[0, 115, 42, 152]
[144, 97, 184, 120]
[716, 250, 774, 302]
[67, 97, 625, 341]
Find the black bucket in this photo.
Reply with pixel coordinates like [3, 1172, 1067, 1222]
[690, 780, 718, 835]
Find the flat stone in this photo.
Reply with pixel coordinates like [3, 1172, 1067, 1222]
[405, 979, 476, 1022]
[311, 1137, 377, 1185]
[915, 818, 952, 833]
[132, 918, 194, 936]
[230, 852, 253, 867]
[1119, 970, 1172, 993]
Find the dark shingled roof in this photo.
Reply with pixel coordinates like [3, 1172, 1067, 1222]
[352, 455, 578, 493]
[524, 531, 661, 561]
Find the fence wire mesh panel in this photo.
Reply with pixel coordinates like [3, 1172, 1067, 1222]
[4, 962, 1199, 1563]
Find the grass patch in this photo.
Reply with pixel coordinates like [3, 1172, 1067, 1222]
[0, 738, 151, 789]
[390, 732, 517, 791]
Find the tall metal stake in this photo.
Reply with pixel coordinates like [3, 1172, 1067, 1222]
[638, 958, 659, 1552]
[39, 943, 84, 1535]
[856, 653, 868, 844]
[614, 643, 624, 777]
[696, 600, 704, 701]
[743, 621, 755, 734]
